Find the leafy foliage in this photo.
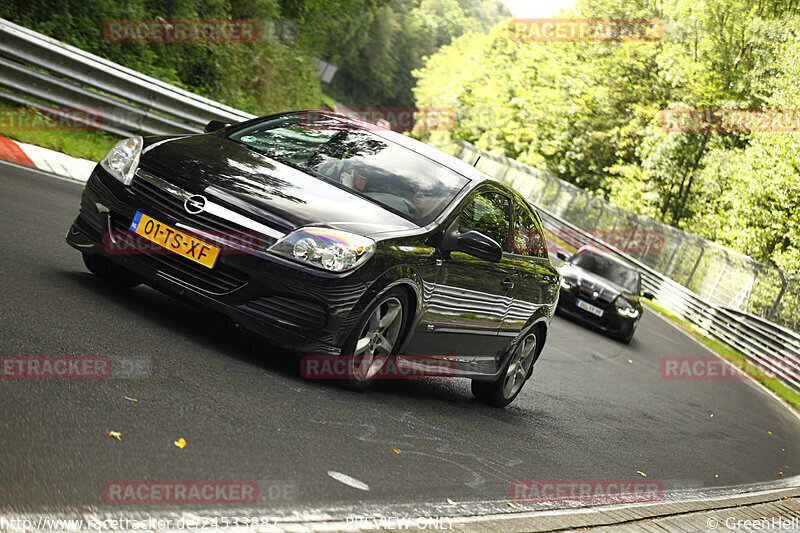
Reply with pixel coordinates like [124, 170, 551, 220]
[0, 0, 510, 113]
[413, 0, 800, 278]
[0, 0, 322, 113]
[319, 0, 511, 107]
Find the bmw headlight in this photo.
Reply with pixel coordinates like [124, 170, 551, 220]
[100, 136, 143, 185]
[615, 296, 640, 318]
[560, 278, 573, 290]
[269, 227, 376, 272]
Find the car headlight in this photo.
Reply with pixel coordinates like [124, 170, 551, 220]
[269, 227, 376, 272]
[615, 296, 640, 318]
[100, 136, 143, 185]
[560, 278, 573, 290]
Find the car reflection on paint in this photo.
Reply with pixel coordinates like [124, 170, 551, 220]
[66, 110, 560, 406]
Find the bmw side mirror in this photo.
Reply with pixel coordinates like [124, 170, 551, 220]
[204, 120, 230, 133]
[643, 291, 654, 300]
[556, 251, 569, 261]
[456, 231, 503, 263]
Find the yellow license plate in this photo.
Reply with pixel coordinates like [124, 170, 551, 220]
[128, 211, 220, 269]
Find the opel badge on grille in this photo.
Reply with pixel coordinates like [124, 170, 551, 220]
[184, 195, 207, 214]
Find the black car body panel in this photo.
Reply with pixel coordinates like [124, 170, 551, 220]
[66, 111, 560, 379]
[142, 134, 419, 236]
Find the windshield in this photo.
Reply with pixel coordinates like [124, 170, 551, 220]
[227, 114, 468, 225]
[570, 251, 640, 293]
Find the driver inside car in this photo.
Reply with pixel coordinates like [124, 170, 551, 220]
[320, 158, 422, 218]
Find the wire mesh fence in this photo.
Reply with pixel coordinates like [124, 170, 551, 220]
[455, 141, 798, 333]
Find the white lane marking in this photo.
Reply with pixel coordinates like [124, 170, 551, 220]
[327, 471, 370, 491]
[0, 158, 86, 185]
[17, 141, 96, 182]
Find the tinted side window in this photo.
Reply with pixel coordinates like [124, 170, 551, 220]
[511, 202, 548, 258]
[458, 191, 511, 251]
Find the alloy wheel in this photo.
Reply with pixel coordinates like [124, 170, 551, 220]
[502, 332, 538, 399]
[351, 296, 404, 381]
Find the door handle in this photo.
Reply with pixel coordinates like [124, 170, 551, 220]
[501, 278, 514, 290]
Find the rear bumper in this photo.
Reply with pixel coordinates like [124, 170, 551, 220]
[66, 167, 372, 355]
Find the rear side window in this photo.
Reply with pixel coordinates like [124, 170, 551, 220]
[511, 202, 548, 258]
[457, 191, 511, 251]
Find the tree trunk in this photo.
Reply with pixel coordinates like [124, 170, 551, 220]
[671, 129, 711, 225]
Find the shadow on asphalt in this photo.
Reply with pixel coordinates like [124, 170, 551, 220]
[54, 269, 547, 417]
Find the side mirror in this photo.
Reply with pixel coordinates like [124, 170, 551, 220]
[204, 120, 230, 133]
[455, 231, 502, 263]
[556, 251, 570, 262]
[642, 291, 654, 300]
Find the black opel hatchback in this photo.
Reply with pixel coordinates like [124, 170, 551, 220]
[66, 111, 560, 406]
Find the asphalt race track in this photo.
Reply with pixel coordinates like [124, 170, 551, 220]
[1, 161, 799, 517]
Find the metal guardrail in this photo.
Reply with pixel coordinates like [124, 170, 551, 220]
[458, 143, 793, 328]
[0, 18, 256, 137]
[456, 142, 800, 393]
[1, 18, 797, 392]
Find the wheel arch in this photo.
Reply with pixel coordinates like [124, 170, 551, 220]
[500, 313, 550, 372]
[337, 265, 424, 349]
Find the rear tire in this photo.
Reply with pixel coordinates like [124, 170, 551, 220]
[472, 330, 540, 407]
[339, 289, 409, 392]
[82, 253, 142, 289]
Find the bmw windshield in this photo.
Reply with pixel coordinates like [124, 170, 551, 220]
[570, 251, 641, 293]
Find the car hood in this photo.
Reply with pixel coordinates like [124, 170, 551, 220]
[140, 134, 419, 237]
[559, 264, 640, 305]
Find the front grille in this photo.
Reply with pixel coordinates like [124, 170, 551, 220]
[110, 218, 248, 294]
[576, 287, 612, 308]
[241, 296, 327, 329]
[130, 175, 277, 249]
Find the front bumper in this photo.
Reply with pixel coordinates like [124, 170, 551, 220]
[555, 288, 637, 337]
[66, 166, 371, 355]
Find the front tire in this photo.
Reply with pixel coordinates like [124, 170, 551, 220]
[82, 253, 142, 289]
[340, 289, 409, 392]
[472, 330, 539, 407]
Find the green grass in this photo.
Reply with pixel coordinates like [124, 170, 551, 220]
[0, 105, 119, 161]
[643, 298, 800, 412]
